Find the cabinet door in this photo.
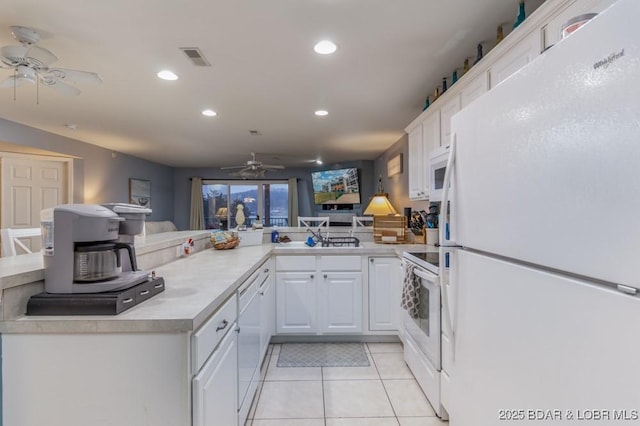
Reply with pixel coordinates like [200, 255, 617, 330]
[276, 272, 317, 333]
[489, 30, 541, 88]
[460, 72, 488, 110]
[368, 257, 401, 331]
[259, 276, 275, 358]
[193, 329, 238, 426]
[543, 0, 616, 49]
[408, 124, 427, 200]
[319, 271, 363, 333]
[421, 110, 441, 200]
[439, 97, 460, 149]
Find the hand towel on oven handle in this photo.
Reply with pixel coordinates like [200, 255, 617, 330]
[401, 263, 421, 319]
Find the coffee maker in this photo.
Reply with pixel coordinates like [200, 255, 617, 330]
[42, 204, 150, 294]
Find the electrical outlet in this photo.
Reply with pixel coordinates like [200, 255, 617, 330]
[176, 244, 183, 257]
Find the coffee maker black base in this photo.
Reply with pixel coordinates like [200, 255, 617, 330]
[26, 277, 165, 316]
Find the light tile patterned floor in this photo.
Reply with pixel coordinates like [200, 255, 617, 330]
[247, 343, 448, 426]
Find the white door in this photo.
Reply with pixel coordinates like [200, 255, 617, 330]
[192, 329, 238, 426]
[320, 271, 362, 333]
[1, 154, 71, 252]
[276, 272, 317, 333]
[368, 257, 401, 331]
[450, 249, 640, 426]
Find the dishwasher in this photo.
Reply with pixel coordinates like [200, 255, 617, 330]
[237, 269, 265, 425]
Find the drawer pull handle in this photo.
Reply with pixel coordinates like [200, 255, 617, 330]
[264, 268, 269, 273]
[139, 290, 150, 296]
[324, 274, 327, 279]
[216, 320, 229, 332]
[122, 298, 134, 304]
[310, 274, 314, 279]
[154, 283, 164, 289]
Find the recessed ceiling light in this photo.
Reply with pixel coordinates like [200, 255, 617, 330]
[314, 40, 338, 55]
[202, 109, 217, 117]
[65, 123, 78, 130]
[315, 110, 329, 117]
[157, 70, 178, 81]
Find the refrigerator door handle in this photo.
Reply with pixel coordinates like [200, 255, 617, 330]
[440, 134, 456, 246]
[440, 247, 456, 360]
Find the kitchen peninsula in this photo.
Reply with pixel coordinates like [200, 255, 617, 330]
[0, 230, 428, 426]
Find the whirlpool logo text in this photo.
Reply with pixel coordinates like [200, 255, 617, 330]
[593, 49, 625, 69]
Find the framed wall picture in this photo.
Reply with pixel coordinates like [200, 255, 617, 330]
[129, 178, 151, 208]
[387, 153, 403, 177]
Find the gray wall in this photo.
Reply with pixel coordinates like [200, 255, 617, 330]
[374, 134, 429, 216]
[172, 160, 375, 230]
[0, 118, 174, 221]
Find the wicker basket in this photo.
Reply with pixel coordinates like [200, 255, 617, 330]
[212, 236, 240, 250]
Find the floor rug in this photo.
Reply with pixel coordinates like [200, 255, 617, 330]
[277, 343, 370, 367]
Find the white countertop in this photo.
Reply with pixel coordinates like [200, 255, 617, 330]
[0, 240, 435, 334]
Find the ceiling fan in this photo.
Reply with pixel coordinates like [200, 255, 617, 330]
[0, 26, 102, 96]
[221, 152, 285, 178]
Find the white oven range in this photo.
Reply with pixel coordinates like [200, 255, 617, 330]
[401, 251, 448, 419]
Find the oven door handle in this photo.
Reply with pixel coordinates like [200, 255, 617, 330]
[413, 268, 438, 284]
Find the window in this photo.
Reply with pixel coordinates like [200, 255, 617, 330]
[202, 180, 289, 229]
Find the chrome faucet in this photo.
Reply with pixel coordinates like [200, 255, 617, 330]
[306, 227, 324, 244]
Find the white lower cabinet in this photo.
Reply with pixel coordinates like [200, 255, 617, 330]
[259, 264, 276, 359]
[193, 328, 238, 426]
[276, 271, 317, 333]
[320, 271, 363, 333]
[368, 257, 401, 331]
[276, 255, 363, 334]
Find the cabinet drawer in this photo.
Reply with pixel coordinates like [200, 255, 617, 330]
[276, 255, 315, 271]
[320, 255, 361, 271]
[192, 294, 238, 375]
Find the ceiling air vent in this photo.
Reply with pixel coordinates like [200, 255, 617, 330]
[179, 47, 211, 67]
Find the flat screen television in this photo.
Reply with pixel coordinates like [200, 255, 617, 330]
[311, 167, 361, 205]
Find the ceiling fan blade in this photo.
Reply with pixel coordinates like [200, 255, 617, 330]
[0, 75, 34, 88]
[220, 165, 250, 170]
[25, 45, 58, 68]
[261, 164, 285, 169]
[0, 45, 28, 66]
[40, 77, 81, 96]
[44, 68, 103, 84]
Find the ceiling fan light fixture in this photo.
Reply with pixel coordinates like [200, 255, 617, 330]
[202, 109, 217, 117]
[314, 40, 338, 55]
[315, 110, 329, 117]
[157, 70, 178, 81]
[316, 159, 323, 165]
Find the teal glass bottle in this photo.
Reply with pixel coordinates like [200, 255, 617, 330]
[442, 77, 447, 93]
[513, 0, 526, 29]
[452, 69, 458, 85]
[422, 96, 430, 111]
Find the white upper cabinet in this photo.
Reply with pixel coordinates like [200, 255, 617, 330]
[489, 29, 541, 88]
[408, 124, 427, 200]
[460, 72, 489, 109]
[439, 96, 460, 148]
[543, 0, 617, 49]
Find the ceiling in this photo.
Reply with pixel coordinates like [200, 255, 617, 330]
[0, 0, 544, 169]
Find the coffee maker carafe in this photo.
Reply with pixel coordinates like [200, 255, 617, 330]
[43, 204, 150, 294]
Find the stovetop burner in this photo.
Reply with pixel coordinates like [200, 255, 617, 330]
[403, 251, 439, 274]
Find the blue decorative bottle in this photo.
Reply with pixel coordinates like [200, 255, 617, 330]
[513, 0, 526, 29]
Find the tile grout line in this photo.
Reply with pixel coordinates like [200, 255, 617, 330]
[321, 366, 327, 426]
[369, 344, 402, 425]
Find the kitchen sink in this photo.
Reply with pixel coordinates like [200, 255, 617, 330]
[276, 237, 361, 248]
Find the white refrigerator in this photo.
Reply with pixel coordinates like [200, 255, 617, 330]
[440, 0, 640, 424]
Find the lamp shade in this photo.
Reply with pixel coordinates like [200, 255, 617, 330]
[364, 193, 398, 215]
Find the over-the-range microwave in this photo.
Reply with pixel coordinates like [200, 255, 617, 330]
[428, 145, 450, 201]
